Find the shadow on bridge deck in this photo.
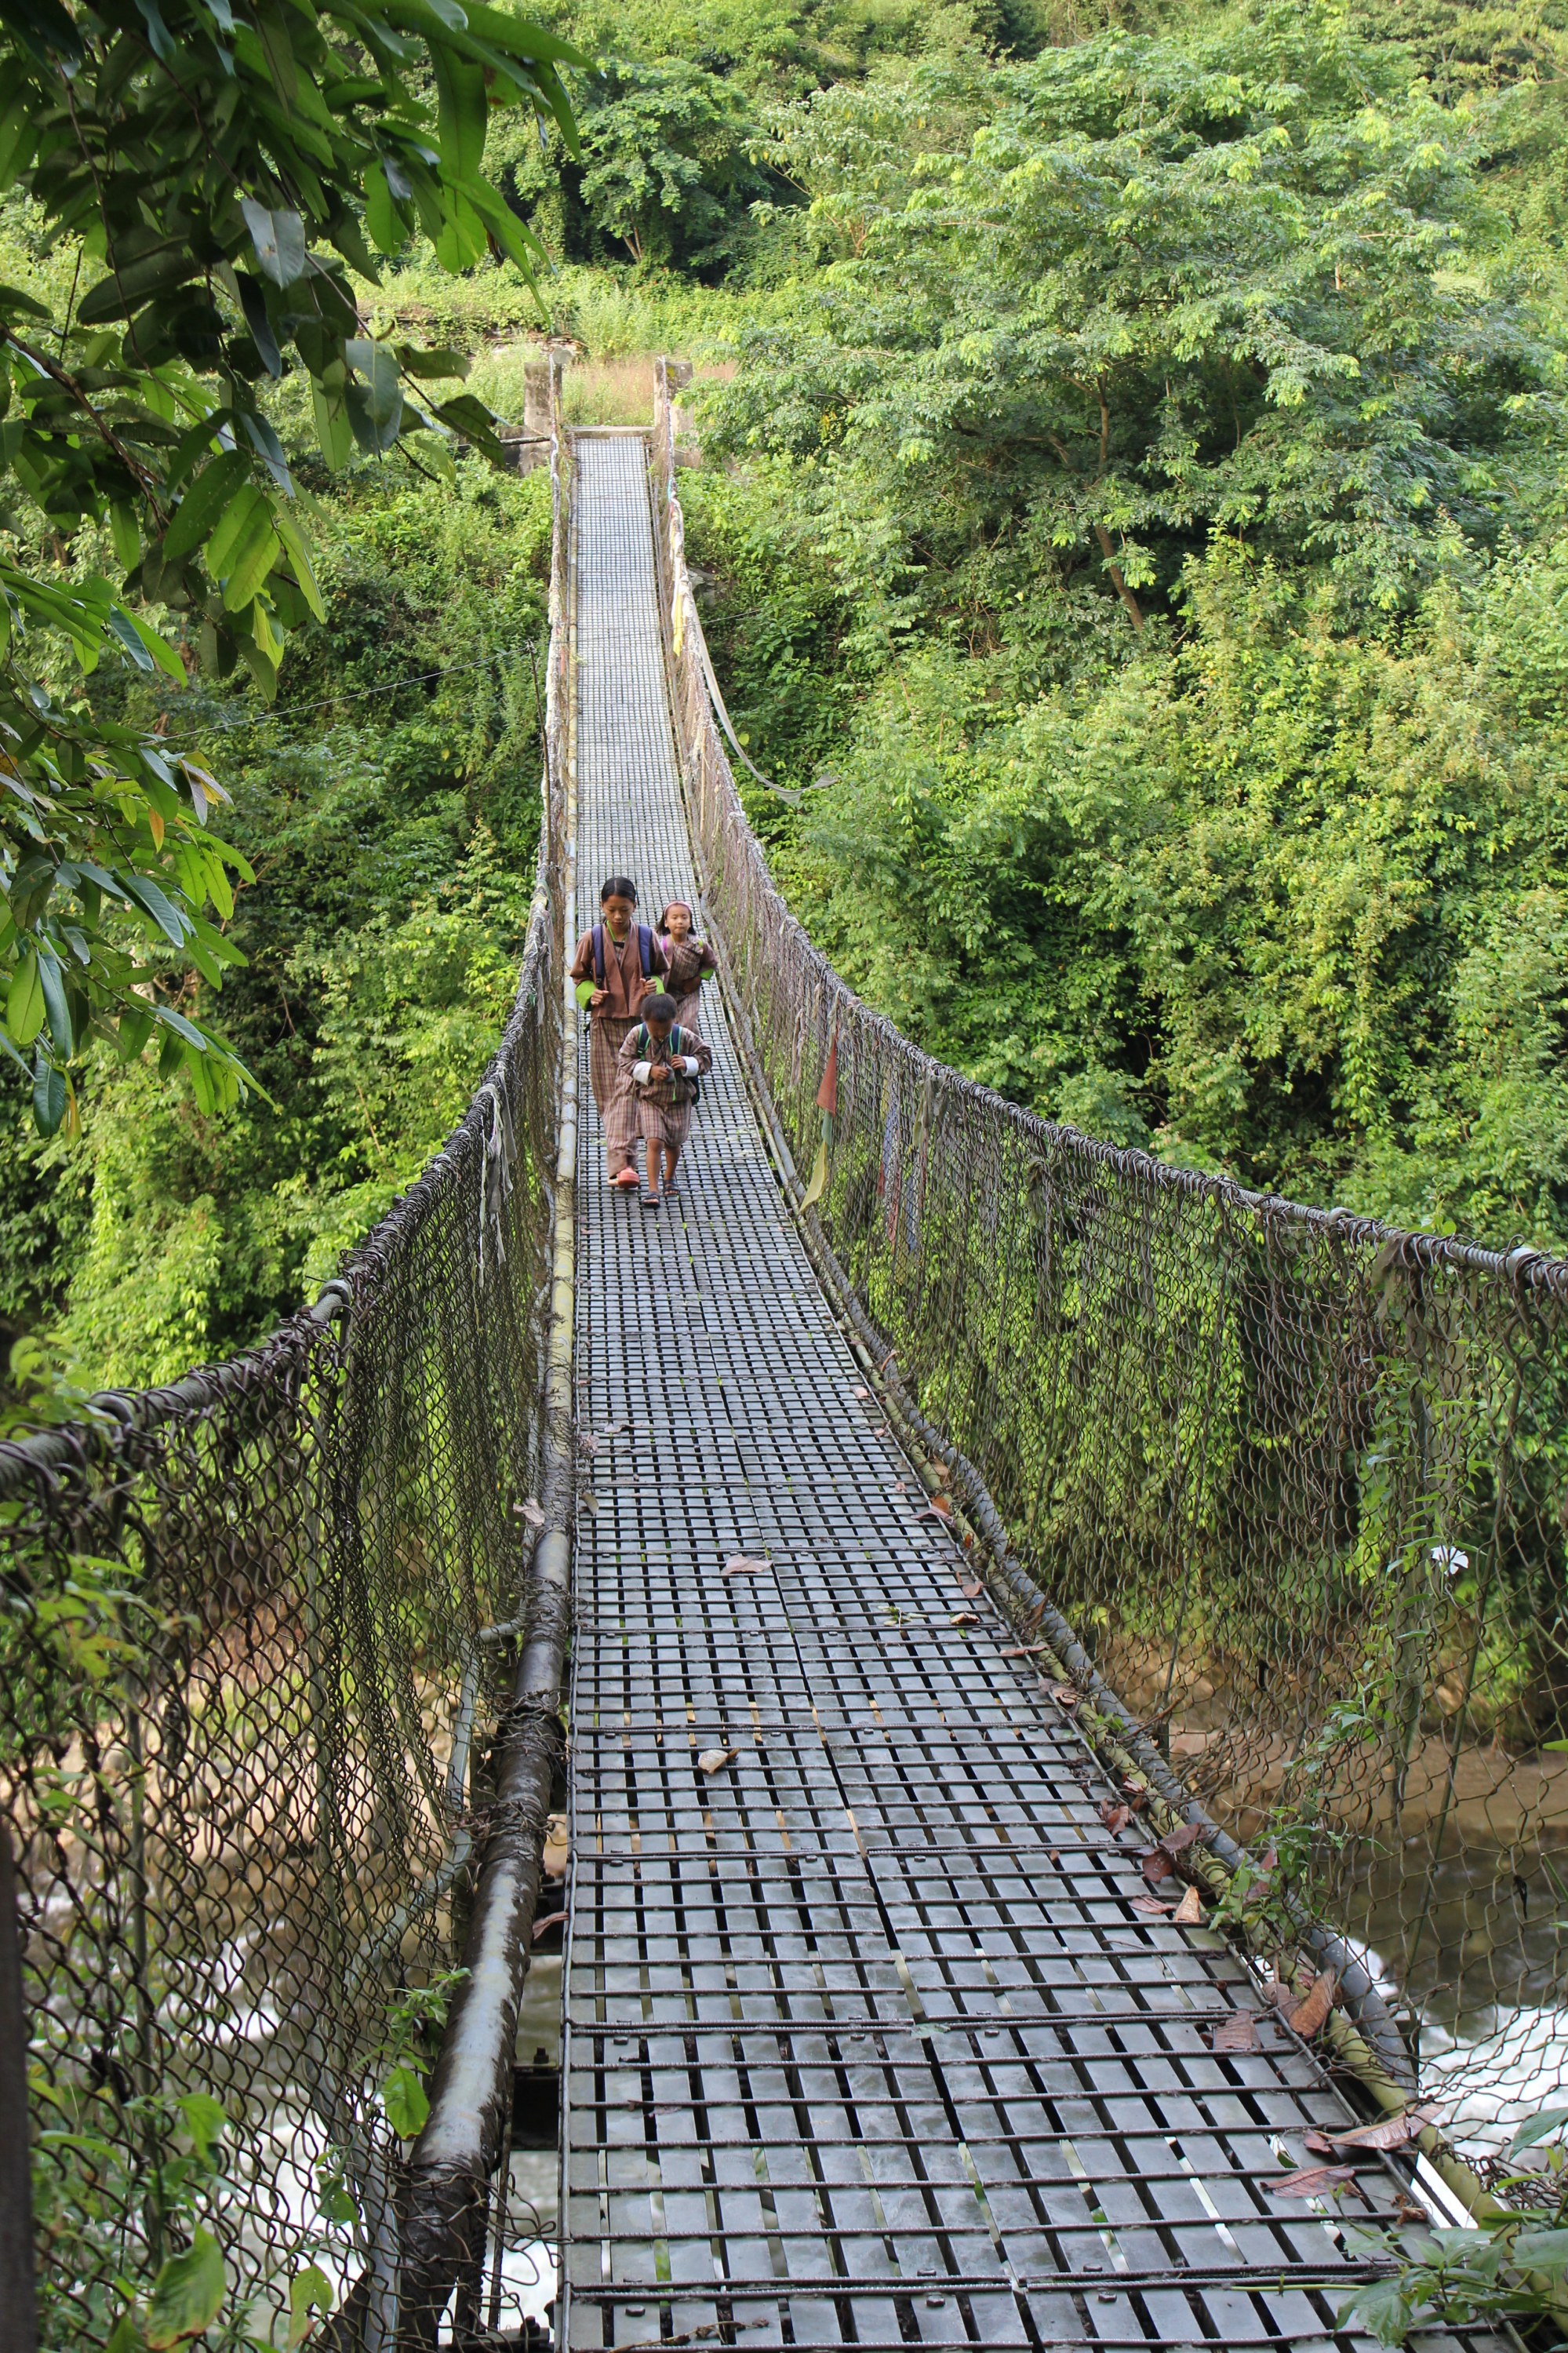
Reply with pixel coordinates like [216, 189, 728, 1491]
[556, 435, 1491, 2353]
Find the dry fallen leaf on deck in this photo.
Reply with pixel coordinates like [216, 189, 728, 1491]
[950, 1611, 980, 1627]
[927, 1494, 953, 1517]
[893, 1481, 908, 1494]
[698, 1747, 739, 1776]
[1171, 1885, 1204, 1926]
[853, 1386, 871, 1400]
[1212, 2012, 1260, 2054]
[1285, 1970, 1338, 2040]
[531, 1910, 566, 1943]
[1322, 2106, 1440, 2154]
[958, 1579, 984, 1601]
[1141, 1849, 1176, 1885]
[1158, 1819, 1213, 1860]
[517, 1498, 546, 1528]
[577, 1433, 599, 1455]
[1269, 2165, 1355, 2199]
[1051, 1683, 1081, 1711]
[723, 1556, 770, 1577]
[1119, 1782, 1150, 1815]
[1132, 1895, 1174, 1916]
[1097, 1802, 1132, 1834]
[1003, 1645, 1050, 1659]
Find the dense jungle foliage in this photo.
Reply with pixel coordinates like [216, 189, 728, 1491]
[5, 0, 1568, 1395]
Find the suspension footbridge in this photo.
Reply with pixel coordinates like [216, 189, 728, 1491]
[3, 377, 1561, 2353]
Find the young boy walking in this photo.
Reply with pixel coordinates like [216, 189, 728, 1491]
[619, 993, 712, 1207]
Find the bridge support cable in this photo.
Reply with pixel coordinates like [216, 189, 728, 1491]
[550, 429, 1482, 2353]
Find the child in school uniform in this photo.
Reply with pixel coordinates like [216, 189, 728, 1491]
[569, 876, 668, 1190]
[619, 993, 712, 1207]
[657, 901, 717, 1030]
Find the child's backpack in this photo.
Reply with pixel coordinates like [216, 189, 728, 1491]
[592, 923, 656, 994]
[631, 1022, 701, 1109]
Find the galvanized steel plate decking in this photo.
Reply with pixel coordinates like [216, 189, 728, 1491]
[559, 435, 1491, 2352]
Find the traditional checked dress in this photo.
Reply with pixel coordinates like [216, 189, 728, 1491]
[569, 923, 668, 1176]
[658, 933, 717, 1030]
[619, 1023, 713, 1153]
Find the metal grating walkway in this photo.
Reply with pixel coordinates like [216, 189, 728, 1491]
[559, 437, 1473, 2352]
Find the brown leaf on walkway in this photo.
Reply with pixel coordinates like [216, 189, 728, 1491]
[1286, 1971, 1338, 2039]
[1119, 1781, 1150, 1814]
[1158, 1820, 1213, 1860]
[1051, 1683, 1081, 1711]
[1171, 1884, 1204, 1926]
[698, 1747, 739, 1776]
[1303, 2133, 1337, 2157]
[1097, 1802, 1132, 1834]
[1322, 2106, 1440, 2154]
[1132, 1895, 1173, 1916]
[1212, 2012, 1260, 2053]
[1269, 2165, 1355, 2199]
[531, 1910, 566, 1943]
[853, 1386, 871, 1400]
[893, 1481, 908, 1494]
[1003, 1645, 1050, 1659]
[1141, 1849, 1176, 1885]
[958, 1579, 984, 1600]
[950, 1611, 980, 1627]
[928, 1494, 953, 1517]
[723, 1556, 770, 1577]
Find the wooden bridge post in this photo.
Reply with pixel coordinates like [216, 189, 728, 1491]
[518, 358, 555, 472]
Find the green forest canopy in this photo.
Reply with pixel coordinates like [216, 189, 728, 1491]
[3, 0, 1568, 1399]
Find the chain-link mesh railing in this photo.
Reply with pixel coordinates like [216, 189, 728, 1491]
[0, 402, 571, 2352]
[651, 377, 1568, 2178]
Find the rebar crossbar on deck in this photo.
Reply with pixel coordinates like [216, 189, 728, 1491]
[558, 435, 1490, 2353]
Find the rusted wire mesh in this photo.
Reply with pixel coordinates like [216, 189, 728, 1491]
[0, 428, 570, 2349]
[651, 386, 1568, 2169]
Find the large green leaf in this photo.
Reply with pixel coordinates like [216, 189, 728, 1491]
[192, 470, 267, 576]
[240, 199, 307, 288]
[382, 2062, 430, 2138]
[433, 46, 487, 180]
[344, 337, 403, 451]
[6, 946, 45, 1047]
[144, 2230, 227, 2348]
[76, 239, 197, 326]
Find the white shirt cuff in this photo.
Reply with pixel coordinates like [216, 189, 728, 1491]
[633, 1062, 652, 1084]
[681, 1057, 700, 1074]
